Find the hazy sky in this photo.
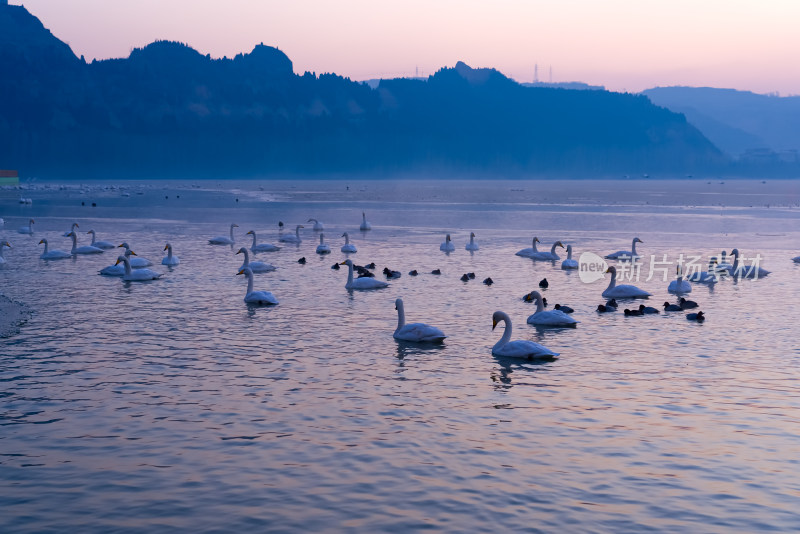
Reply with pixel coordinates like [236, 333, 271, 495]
[17, 0, 800, 94]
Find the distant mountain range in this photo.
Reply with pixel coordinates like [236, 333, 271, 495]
[0, 3, 775, 179]
[643, 86, 800, 159]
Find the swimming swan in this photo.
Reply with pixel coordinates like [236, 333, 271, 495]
[87, 230, 115, 249]
[341, 232, 357, 253]
[393, 298, 446, 343]
[360, 212, 372, 231]
[115, 255, 162, 281]
[340, 259, 389, 290]
[606, 237, 643, 260]
[63, 222, 79, 237]
[726, 248, 770, 279]
[440, 234, 455, 252]
[465, 232, 479, 251]
[279, 225, 304, 244]
[525, 291, 579, 327]
[561, 244, 578, 269]
[38, 238, 71, 260]
[99, 248, 135, 276]
[237, 267, 279, 305]
[246, 230, 280, 252]
[602, 266, 651, 298]
[307, 218, 324, 231]
[491, 311, 559, 360]
[118, 243, 153, 267]
[667, 265, 692, 293]
[531, 240, 564, 261]
[209, 223, 238, 245]
[236, 247, 276, 273]
[18, 219, 34, 234]
[67, 231, 103, 255]
[316, 233, 331, 254]
[516, 236, 540, 258]
[162, 243, 180, 265]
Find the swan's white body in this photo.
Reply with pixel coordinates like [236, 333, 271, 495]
[99, 249, 134, 276]
[18, 219, 34, 234]
[238, 267, 278, 305]
[341, 259, 389, 290]
[667, 266, 693, 293]
[606, 237, 643, 260]
[279, 225, 303, 244]
[247, 230, 280, 252]
[602, 266, 652, 298]
[0, 241, 11, 264]
[316, 233, 331, 254]
[492, 311, 559, 360]
[687, 261, 720, 284]
[308, 218, 324, 231]
[67, 232, 103, 255]
[237, 247, 276, 273]
[209, 223, 238, 245]
[341, 232, 357, 253]
[531, 241, 564, 261]
[87, 230, 115, 249]
[526, 291, 579, 326]
[162, 243, 180, 265]
[561, 244, 578, 269]
[38, 238, 71, 260]
[115, 255, 162, 281]
[63, 222, 79, 237]
[393, 298, 446, 343]
[727, 248, 770, 279]
[360, 212, 371, 231]
[516, 237, 540, 258]
[465, 232, 479, 251]
[118, 243, 153, 267]
[440, 234, 455, 252]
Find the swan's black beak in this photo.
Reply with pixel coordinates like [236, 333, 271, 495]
[115, 259, 121, 265]
[339, 261, 347, 265]
[236, 269, 244, 275]
[130, 251, 137, 256]
[492, 320, 498, 330]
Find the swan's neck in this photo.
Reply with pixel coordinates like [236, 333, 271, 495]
[246, 271, 254, 294]
[606, 270, 617, 291]
[123, 258, 132, 275]
[532, 239, 538, 252]
[296, 227, 301, 238]
[631, 239, 638, 255]
[346, 263, 354, 286]
[0, 246, 5, 258]
[319, 234, 324, 245]
[469, 235, 475, 245]
[731, 250, 739, 271]
[229, 225, 235, 241]
[494, 315, 512, 352]
[41, 241, 49, 253]
[167, 245, 173, 259]
[241, 248, 250, 266]
[550, 243, 557, 254]
[89, 232, 97, 245]
[251, 232, 257, 247]
[567, 246, 573, 260]
[535, 296, 544, 313]
[345, 234, 350, 245]
[70, 234, 78, 253]
[396, 302, 406, 333]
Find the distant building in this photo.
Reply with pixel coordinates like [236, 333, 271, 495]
[0, 170, 19, 185]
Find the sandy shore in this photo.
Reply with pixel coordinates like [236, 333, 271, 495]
[0, 294, 31, 338]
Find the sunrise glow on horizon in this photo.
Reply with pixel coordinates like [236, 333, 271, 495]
[16, 0, 800, 95]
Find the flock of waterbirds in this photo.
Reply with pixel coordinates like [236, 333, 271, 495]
[2, 212, 792, 361]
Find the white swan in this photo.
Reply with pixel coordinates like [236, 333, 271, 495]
[525, 291, 579, 327]
[118, 243, 153, 267]
[237, 267, 279, 305]
[606, 237, 643, 260]
[686, 259, 720, 284]
[393, 298, 447, 343]
[237, 247, 276, 273]
[341, 232, 357, 253]
[87, 230, 115, 249]
[667, 265, 692, 293]
[279, 225, 304, 244]
[465, 232, 479, 251]
[714, 250, 733, 271]
[360, 212, 372, 231]
[209, 223, 238, 245]
[491, 311, 559, 360]
[245, 230, 280, 252]
[561, 244, 578, 269]
[307, 218, 324, 231]
[162, 243, 180, 265]
[62, 222, 79, 237]
[38, 238, 71, 260]
[440, 234, 455, 252]
[18, 219, 34, 234]
[341, 259, 389, 290]
[316, 233, 331, 254]
[99, 248, 134, 276]
[727, 248, 770, 279]
[531, 240, 564, 261]
[67, 231, 103, 255]
[602, 266, 652, 298]
[115, 255, 162, 281]
[0, 241, 10, 264]
[516, 236, 540, 258]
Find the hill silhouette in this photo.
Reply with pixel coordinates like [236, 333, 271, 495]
[0, 4, 727, 179]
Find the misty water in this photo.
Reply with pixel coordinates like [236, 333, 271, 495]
[2, 179, 800, 532]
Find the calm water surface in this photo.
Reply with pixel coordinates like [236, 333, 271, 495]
[2, 179, 800, 532]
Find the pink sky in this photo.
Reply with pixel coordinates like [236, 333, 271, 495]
[17, 0, 800, 94]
